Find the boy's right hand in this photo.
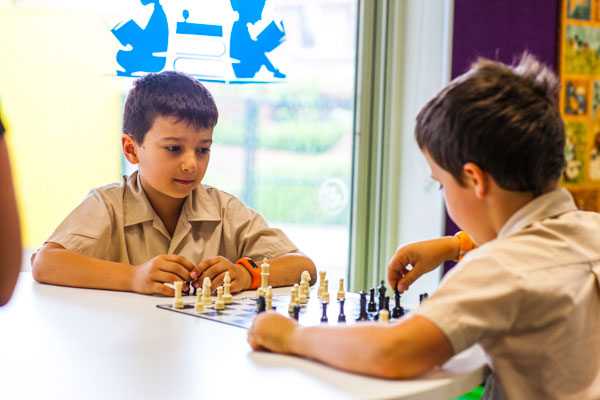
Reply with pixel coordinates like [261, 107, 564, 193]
[132, 255, 195, 296]
[387, 236, 460, 293]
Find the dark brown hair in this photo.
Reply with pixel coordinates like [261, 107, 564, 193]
[415, 53, 565, 196]
[123, 71, 219, 144]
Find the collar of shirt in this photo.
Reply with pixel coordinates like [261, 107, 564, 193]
[497, 188, 577, 239]
[122, 170, 221, 228]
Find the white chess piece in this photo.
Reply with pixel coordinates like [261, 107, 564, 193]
[266, 286, 273, 310]
[173, 280, 184, 309]
[301, 270, 312, 299]
[194, 289, 204, 312]
[289, 286, 298, 313]
[379, 309, 390, 323]
[318, 271, 326, 298]
[321, 279, 330, 303]
[202, 278, 212, 306]
[298, 279, 308, 304]
[223, 272, 233, 304]
[337, 278, 345, 301]
[215, 286, 225, 311]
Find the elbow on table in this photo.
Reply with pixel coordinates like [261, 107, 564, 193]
[31, 248, 51, 283]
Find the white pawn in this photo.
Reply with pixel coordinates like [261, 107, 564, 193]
[321, 279, 330, 303]
[194, 289, 204, 312]
[173, 280, 184, 309]
[202, 277, 212, 306]
[337, 278, 345, 301]
[301, 271, 312, 299]
[289, 286, 298, 314]
[266, 286, 273, 310]
[379, 309, 390, 323]
[298, 279, 308, 304]
[215, 286, 225, 311]
[223, 272, 233, 304]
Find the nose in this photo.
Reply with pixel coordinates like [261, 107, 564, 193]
[181, 151, 197, 173]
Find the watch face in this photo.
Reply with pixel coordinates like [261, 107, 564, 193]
[248, 259, 259, 269]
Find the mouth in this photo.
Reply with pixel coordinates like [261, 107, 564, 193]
[173, 179, 196, 186]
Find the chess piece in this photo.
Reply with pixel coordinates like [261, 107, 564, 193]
[289, 286, 298, 314]
[258, 258, 270, 298]
[320, 302, 328, 323]
[419, 293, 429, 303]
[292, 304, 301, 321]
[223, 272, 233, 304]
[215, 286, 225, 311]
[317, 271, 326, 298]
[298, 278, 308, 304]
[337, 298, 346, 323]
[356, 291, 370, 321]
[256, 295, 266, 313]
[301, 270, 312, 299]
[194, 289, 204, 312]
[173, 280, 184, 309]
[266, 286, 273, 310]
[379, 309, 390, 323]
[182, 280, 190, 296]
[321, 280, 330, 303]
[368, 287, 377, 312]
[337, 278, 345, 301]
[202, 278, 212, 306]
[377, 280, 387, 310]
[392, 288, 405, 318]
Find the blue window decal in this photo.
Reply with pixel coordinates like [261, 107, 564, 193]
[111, 0, 287, 84]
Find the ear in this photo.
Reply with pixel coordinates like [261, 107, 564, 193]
[463, 162, 488, 199]
[122, 134, 140, 164]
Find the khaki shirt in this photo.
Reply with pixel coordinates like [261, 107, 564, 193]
[46, 171, 297, 266]
[415, 189, 600, 400]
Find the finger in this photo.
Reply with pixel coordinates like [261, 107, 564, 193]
[193, 257, 222, 277]
[397, 266, 423, 292]
[167, 255, 196, 271]
[152, 282, 174, 297]
[210, 271, 228, 291]
[230, 279, 245, 294]
[153, 271, 186, 286]
[159, 261, 192, 281]
[198, 262, 230, 284]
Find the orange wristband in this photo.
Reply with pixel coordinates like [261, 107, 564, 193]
[236, 257, 261, 290]
[454, 231, 474, 261]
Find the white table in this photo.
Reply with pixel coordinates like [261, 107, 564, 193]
[0, 273, 489, 400]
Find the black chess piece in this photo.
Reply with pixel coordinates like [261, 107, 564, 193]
[182, 280, 191, 296]
[191, 283, 197, 297]
[292, 304, 301, 321]
[419, 293, 429, 303]
[320, 302, 328, 323]
[256, 295, 266, 313]
[338, 299, 346, 323]
[377, 280, 387, 310]
[368, 288, 377, 312]
[385, 296, 390, 313]
[356, 291, 370, 321]
[392, 288, 405, 318]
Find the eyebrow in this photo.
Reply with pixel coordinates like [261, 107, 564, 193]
[160, 137, 213, 144]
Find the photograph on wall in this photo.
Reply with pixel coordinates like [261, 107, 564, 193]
[563, 121, 587, 184]
[564, 79, 589, 115]
[564, 25, 600, 74]
[567, 0, 591, 20]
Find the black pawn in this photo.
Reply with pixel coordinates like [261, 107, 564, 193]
[256, 295, 266, 313]
[338, 299, 346, 323]
[385, 296, 390, 313]
[392, 289, 405, 318]
[356, 291, 370, 321]
[292, 304, 301, 321]
[320, 302, 328, 323]
[368, 288, 377, 312]
[377, 280, 387, 310]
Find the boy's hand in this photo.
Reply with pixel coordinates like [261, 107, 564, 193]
[387, 236, 460, 293]
[132, 255, 195, 296]
[248, 312, 299, 354]
[191, 256, 252, 294]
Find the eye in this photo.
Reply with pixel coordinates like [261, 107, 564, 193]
[197, 147, 211, 155]
[165, 146, 181, 152]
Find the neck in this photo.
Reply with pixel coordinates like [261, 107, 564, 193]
[139, 179, 185, 237]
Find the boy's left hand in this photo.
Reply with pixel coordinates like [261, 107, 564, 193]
[248, 311, 299, 354]
[190, 256, 251, 293]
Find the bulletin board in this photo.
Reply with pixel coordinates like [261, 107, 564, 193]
[559, 0, 600, 211]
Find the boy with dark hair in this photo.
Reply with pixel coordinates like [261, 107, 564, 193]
[32, 71, 315, 295]
[248, 54, 600, 399]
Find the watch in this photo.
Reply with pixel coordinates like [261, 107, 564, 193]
[236, 257, 261, 289]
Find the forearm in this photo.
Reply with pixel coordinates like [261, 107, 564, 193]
[32, 244, 135, 292]
[266, 251, 316, 287]
[0, 139, 22, 306]
[288, 316, 453, 379]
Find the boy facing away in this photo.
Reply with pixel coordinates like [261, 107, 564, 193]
[32, 71, 316, 295]
[248, 55, 600, 399]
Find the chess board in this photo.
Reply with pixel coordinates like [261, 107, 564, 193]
[157, 292, 410, 329]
